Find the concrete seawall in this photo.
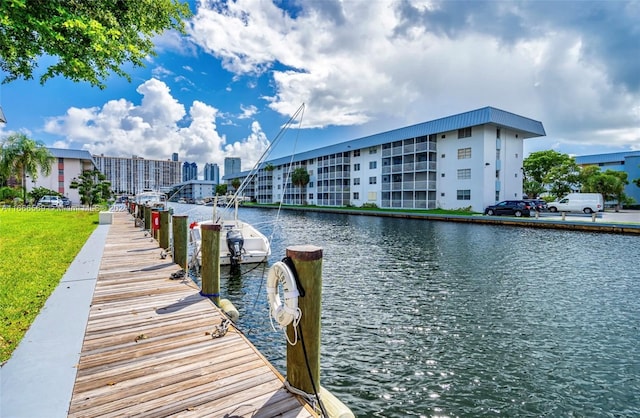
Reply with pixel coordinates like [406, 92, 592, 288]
[248, 205, 640, 235]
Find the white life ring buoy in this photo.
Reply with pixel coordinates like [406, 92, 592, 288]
[267, 261, 300, 328]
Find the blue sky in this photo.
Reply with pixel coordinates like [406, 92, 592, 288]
[1, 0, 639, 177]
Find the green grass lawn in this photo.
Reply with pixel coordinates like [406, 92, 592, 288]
[0, 209, 98, 363]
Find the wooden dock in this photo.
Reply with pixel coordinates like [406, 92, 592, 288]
[68, 212, 317, 418]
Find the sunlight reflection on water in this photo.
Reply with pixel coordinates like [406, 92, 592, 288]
[173, 204, 640, 417]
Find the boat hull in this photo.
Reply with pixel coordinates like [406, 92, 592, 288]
[190, 220, 270, 266]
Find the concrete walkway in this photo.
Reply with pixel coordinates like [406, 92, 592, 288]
[0, 224, 110, 418]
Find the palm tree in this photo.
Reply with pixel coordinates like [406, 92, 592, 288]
[231, 178, 241, 193]
[0, 133, 54, 202]
[291, 167, 310, 205]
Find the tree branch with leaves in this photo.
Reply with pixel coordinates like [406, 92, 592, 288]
[0, 0, 191, 88]
[70, 169, 111, 207]
[523, 150, 580, 199]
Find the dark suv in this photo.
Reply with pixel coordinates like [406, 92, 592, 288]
[484, 200, 533, 217]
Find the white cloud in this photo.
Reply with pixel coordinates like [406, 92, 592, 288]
[187, 0, 640, 151]
[237, 104, 258, 119]
[151, 65, 173, 80]
[43, 79, 270, 176]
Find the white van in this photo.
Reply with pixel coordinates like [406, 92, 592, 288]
[547, 193, 604, 214]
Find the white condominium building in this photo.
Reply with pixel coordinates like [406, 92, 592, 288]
[224, 107, 545, 213]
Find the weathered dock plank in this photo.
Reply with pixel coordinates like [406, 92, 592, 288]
[68, 212, 316, 418]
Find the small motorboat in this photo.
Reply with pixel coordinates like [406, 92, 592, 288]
[189, 198, 270, 267]
[134, 191, 168, 210]
[190, 218, 271, 267]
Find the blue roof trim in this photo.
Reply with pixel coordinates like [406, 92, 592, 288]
[226, 106, 545, 178]
[47, 147, 95, 162]
[575, 151, 640, 164]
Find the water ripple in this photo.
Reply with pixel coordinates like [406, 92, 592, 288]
[174, 204, 640, 417]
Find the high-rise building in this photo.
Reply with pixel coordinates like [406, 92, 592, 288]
[224, 157, 241, 177]
[182, 162, 198, 181]
[204, 163, 220, 183]
[172, 153, 179, 162]
[93, 154, 181, 194]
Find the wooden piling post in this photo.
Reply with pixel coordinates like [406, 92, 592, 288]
[592, 212, 597, 222]
[159, 210, 170, 249]
[172, 215, 188, 269]
[285, 245, 323, 395]
[144, 205, 151, 230]
[200, 223, 221, 305]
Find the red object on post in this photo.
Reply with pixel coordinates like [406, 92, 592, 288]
[152, 211, 160, 230]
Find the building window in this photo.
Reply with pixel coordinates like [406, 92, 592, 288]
[369, 147, 377, 154]
[353, 178, 360, 185]
[441, 173, 445, 177]
[353, 149, 360, 157]
[441, 134, 446, 139]
[354, 163, 360, 171]
[369, 176, 377, 184]
[457, 189, 471, 200]
[458, 127, 472, 138]
[496, 128, 501, 139]
[457, 168, 471, 179]
[309, 181, 314, 188]
[353, 192, 359, 200]
[369, 161, 377, 169]
[457, 147, 472, 159]
[441, 154, 445, 158]
[308, 193, 314, 200]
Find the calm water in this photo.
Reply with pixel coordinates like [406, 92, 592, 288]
[173, 204, 640, 417]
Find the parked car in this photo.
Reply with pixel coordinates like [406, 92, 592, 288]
[61, 197, 72, 208]
[484, 200, 533, 217]
[37, 195, 63, 208]
[524, 199, 547, 212]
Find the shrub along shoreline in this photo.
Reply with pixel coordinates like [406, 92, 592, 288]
[0, 209, 98, 363]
